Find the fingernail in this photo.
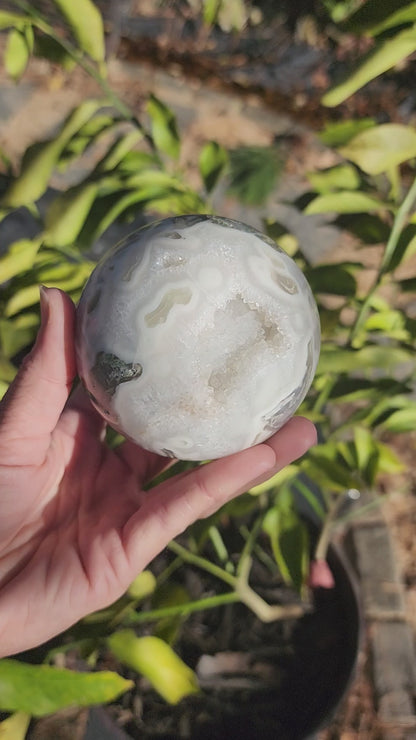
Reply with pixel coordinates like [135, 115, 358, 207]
[39, 285, 50, 326]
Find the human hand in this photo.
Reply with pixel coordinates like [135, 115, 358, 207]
[0, 287, 316, 657]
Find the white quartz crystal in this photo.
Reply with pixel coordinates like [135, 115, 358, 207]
[76, 215, 320, 460]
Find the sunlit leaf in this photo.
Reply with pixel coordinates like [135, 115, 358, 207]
[44, 182, 99, 246]
[318, 118, 376, 147]
[0, 11, 28, 30]
[307, 164, 360, 193]
[0, 314, 38, 358]
[0, 238, 41, 283]
[0, 712, 30, 740]
[4, 27, 31, 81]
[339, 123, 416, 175]
[344, 0, 416, 34]
[305, 191, 384, 214]
[323, 26, 416, 107]
[108, 631, 199, 704]
[51, 0, 105, 62]
[127, 570, 157, 601]
[317, 344, 414, 374]
[2, 99, 103, 207]
[0, 659, 132, 716]
[380, 405, 416, 432]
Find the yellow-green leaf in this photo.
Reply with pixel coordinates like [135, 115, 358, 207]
[0, 659, 132, 717]
[305, 191, 384, 214]
[0, 11, 27, 30]
[51, 0, 105, 62]
[127, 570, 157, 601]
[323, 25, 416, 107]
[44, 182, 98, 246]
[0, 712, 30, 740]
[249, 464, 299, 495]
[307, 164, 360, 193]
[0, 238, 41, 283]
[107, 631, 199, 704]
[4, 28, 31, 81]
[96, 130, 143, 172]
[339, 123, 416, 175]
[2, 99, 103, 207]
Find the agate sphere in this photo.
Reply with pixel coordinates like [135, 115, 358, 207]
[76, 215, 320, 461]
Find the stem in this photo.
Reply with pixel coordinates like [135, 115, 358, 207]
[350, 174, 416, 345]
[169, 540, 306, 623]
[125, 592, 240, 624]
[236, 512, 265, 579]
[314, 492, 347, 562]
[167, 541, 237, 589]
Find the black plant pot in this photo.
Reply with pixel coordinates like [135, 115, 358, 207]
[106, 535, 361, 740]
[186, 542, 361, 740]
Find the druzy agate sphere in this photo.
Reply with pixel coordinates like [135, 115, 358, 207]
[76, 215, 320, 461]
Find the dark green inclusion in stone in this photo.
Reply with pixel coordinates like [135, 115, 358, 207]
[92, 351, 143, 396]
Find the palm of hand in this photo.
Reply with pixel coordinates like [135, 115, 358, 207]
[0, 288, 316, 657]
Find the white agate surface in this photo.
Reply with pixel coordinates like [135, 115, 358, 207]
[76, 216, 320, 460]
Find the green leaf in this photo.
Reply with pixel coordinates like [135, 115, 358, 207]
[383, 224, 416, 272]
[199, 141, 228, 193]
[344, 0, 416, 34]
[107, 631, 199, 704]
[318, 118, 376, 147]
[51, 0, 105, 62]
[0, 314, 38, 358]
[339, 123, 416, 175]
[44, 182, 99, 246]
[263, 502, 309, 593]
[353, 426, 377, 473]
[0, 11, 27, 30]
[202, 0, 221, 26]
[4, 27, 31, 81]
[305, 264, 357, 296]
[146, 95, 180, 159]
[303, 451, 358, 492]
[334, 213, 390, 244]
[2, 99, 103, 207]
[307, 164, 360, 193]
[0, 659, 132, 717]
[127, 570, 156, 600]
[0, 712, 31, 740]
[249, 464, 299, 495]
[400, 276, 416, 291]
[369, 3, 416, 35]
[323, 26, 416, 107]
[317, 344, 415, 374]
[95, 130, 143, 172]
[34, 34, 75, 70]
[376, 442, 405, 473]
[227, 145, 282, 205]
[305, 191, 384, 214]
[0, 238, 41, 283]
[381, 405, 416, 432]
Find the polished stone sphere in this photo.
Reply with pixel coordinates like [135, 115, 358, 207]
[76, 215, 320, 461]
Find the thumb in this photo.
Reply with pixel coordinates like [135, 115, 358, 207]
[0, 287, 76, 465]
